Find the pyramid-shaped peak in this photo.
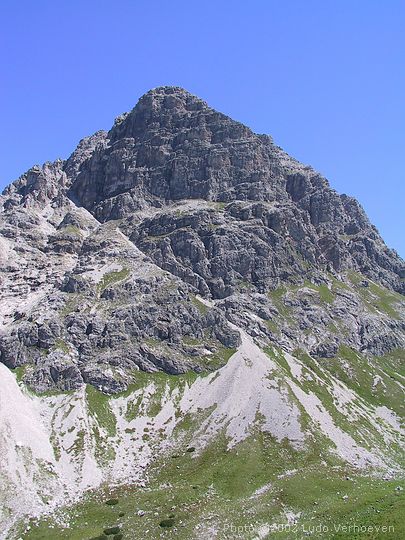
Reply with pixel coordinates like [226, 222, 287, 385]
[110, 86, 231, 142]
[145, 85, 199, 97]
[134, 85, 210, 113]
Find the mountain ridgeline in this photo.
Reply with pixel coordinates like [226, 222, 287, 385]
[0, 86, 404, 539]
[0, 86, 403, 394]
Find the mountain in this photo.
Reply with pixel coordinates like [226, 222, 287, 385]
[0, 87, 404, 540]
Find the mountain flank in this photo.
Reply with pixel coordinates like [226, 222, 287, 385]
[0, 87, 404, 540]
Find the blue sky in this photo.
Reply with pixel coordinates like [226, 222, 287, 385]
[1, 0, 404, 256]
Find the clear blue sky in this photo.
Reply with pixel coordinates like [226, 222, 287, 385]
[1, 0, 404, 257]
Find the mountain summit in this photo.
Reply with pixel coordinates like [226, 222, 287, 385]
[0, 88, 404, 539]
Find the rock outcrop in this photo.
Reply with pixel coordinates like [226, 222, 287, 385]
[0, 86, 404, 393]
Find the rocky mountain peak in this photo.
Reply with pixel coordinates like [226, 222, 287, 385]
[0, 87, 404, 401]
[130, 85, 210, 113]
[0, 89, 404, 538]
[109, 86, 218, 141]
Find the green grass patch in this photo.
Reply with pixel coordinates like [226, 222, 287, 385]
[86, 385, 117, 437]
[53, 338, 70, 353]
[299, 280, 335, 304]
[347, 272, 403, 319]
[318, 283, 335, 304]
[97, 268, 130, 293]
[264, 346, 290, 373]
[182, 335, 203, 346]
[214, 201, 228, 210]
[18, 427, 405, 540]
[265, 319, 279, 333]
[60, 225, 82, 236]
[199, 346, 236, 371]
[321, 345, 405, 417]
[60, 293, 83, 316]
[12, 365, 27, 383]
[268, 286, 294, 322]
[190, 294, 209, 315]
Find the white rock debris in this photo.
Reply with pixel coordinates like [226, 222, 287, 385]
[1, 321, 402, 538]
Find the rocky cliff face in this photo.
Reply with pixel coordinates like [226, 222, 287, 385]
[1, 87, 405, 540]
[0, 86, 404, 395]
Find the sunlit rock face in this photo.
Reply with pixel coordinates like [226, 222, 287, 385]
[0, 86, 404, 540]
[1, 86, 403, 395]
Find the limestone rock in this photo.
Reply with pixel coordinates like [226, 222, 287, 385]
[0, 86, 403, 393]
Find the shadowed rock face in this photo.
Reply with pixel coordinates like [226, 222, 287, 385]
[0, 86, 404, 393]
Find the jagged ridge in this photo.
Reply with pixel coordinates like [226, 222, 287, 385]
[0, 86, 404, 394]
[0, 86, 404, 540]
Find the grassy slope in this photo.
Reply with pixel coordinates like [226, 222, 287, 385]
[15, 350, 405, 540]
[16, 434, 405, 539]
[12, 274, 405, 540]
